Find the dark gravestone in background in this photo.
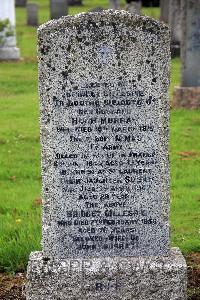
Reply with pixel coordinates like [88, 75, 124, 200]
[126, 1, 142, 14]
[109, 0, 120, 10]
[15, 0, 27, 7]
[27, 4, 39, 27]
[173, 0, 200, 108]
[181, 0, 200, 87]
[160, 0, 169, 23]
[68, 0, 82, 6]
[169, 0, 181, 56]
[50, 0, 68, 19]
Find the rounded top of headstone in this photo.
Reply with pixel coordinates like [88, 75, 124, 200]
[38, 10, 169, 38]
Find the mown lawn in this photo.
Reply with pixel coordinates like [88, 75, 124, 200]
[0, 0, 199, 273]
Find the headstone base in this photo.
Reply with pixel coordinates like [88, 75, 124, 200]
[0, 47, 20, 60]
[173, 87, 200, 109]
[26, 248, 187, 300]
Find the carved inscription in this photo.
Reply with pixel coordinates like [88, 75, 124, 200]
[39, 12, 170, 258]
[49, 77, 169, 257]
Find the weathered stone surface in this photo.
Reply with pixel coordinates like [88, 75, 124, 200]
[26, 248, 187, 300]
[181, 0, 200, 87]
[27, 4, 39, 27]
[173, 87, 200, 109]
[26, 10, 187, 300]
[38, 10, 171, 259]
[0, 0, 20, 60]
[50, 0, 68, 20]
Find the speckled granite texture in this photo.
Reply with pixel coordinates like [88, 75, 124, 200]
[26, 248, 187, 300]
[38, 10, 171, 259]
[26, 10, 187, 300]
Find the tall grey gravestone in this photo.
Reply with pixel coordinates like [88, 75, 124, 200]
[160, 0, 169, 23]
[26, 11, 187, 300]
[0, 0, 20, 60]
[173, 0, 200, 108]
[50, 0, 68, 20]
[27, 4, 39, 27]
[109, 0, 120, 10]
[169, 0, 182, 56]
[126, 1, 142, 15]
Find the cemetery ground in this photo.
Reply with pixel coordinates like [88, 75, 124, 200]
[0, 1, 199, 299]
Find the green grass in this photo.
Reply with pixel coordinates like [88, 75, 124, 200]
[0, 1, 199, 273]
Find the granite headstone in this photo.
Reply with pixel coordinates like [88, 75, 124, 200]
[50, 0, 68, 20]
[27, 4, 39, 27]
[0, 0, 20, 60]
[40, 12, 171, 259]
[173, 0, 200, 108]
[26, 10, 187, 300]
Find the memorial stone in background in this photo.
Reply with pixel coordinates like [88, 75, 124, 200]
[26, 11, 187, 300]
[173, 0, 200, 108]
[50, 0, 68, 20]
[109, 0, 120, 10]
[169, 0, 182, 55]
[89, 7, 105, 13]
[68, 0, 82, 6]
[126, 1, 142, 14]
[15, 0, 27, 7]
[160, 0, 169, 23]
[0, 0, 20, 60]
[27, 4, 39, 27]
[181, 0, 200, 87]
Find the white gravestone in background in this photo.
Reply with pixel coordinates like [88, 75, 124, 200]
[173, 0, 200, 108]
[26, 11, 187, 300]
[0, 0, 20, 60]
